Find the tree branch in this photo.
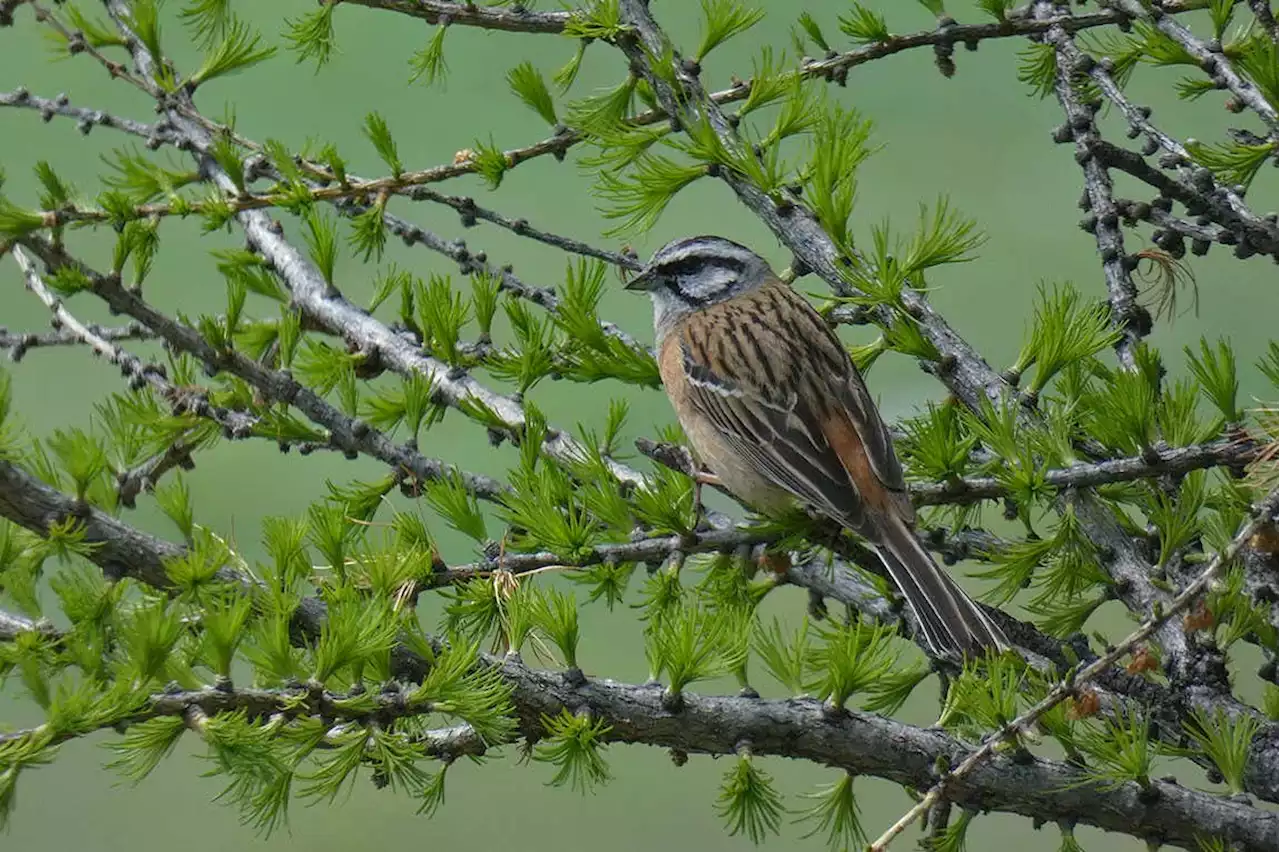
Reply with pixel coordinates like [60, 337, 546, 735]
[342, 0, 571, 34]
[114, 437, 198, 510]
[79, 21, 654, 490]
[1248, 0, 1279, 39]
[1041, 6, 1145, 369]
[0, 457, 185, 587]
[0, 319, 154, 362]
[912, 436, 1260, 505]
[639, 429, 1261, 508]
[0, 1, 1271, 840]
[0, 87, 161, 139]
[328, 0, 1210, 198]
[16, 234, 512, 505]
[0, 606, 57, 642]
[17, 1, 148, 91]
[383, 185, 640, 270]
[1, 425, 1274, 808]
[1091, 140, 1277, 258]
[0, 657, 1271, 851]
[1053, 20, 1273, 260]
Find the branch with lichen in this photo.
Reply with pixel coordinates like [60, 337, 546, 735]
[0, 657, 1275, 852]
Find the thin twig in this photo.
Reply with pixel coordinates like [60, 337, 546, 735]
[342, 0, 571, 33]
[0, 320, 154, 360]
[114, 438, 196, 509]
[0, 87, 161, 139]
[26, 0, 149, 91]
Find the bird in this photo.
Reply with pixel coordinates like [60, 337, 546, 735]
[625, 234, 1009, 658]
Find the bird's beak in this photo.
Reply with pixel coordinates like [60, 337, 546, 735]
[624, 269, 658, 292]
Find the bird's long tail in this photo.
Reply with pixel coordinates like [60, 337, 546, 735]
[873, 512, 1009, 658]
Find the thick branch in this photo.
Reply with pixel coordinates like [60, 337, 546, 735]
[0, 457, 185, 587]
[0, 658, 1271, 851]
[507, 664, 1275, 852]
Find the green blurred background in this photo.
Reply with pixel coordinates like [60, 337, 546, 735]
[0, 1, 1274, 850]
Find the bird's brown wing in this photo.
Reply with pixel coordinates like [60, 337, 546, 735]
[673, 279, 910, 531]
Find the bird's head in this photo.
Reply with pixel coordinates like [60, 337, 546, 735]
[625, 235, 771, 331]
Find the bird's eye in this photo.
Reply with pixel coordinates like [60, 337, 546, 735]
[661, 257, 706, 277]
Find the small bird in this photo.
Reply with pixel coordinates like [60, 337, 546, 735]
[626, 235, 1009, 658]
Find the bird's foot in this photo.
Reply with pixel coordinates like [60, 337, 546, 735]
[756, 549, 792, 578]
[691, 471, 723, 532]
[694, 470, 723, 487]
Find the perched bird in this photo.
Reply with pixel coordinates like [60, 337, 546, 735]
[626, 235, 1009, 658]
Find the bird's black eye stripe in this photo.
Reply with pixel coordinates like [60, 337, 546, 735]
[657, 255, 747, 277]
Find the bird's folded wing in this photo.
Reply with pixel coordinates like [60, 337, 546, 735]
[677, 335, 870, 530]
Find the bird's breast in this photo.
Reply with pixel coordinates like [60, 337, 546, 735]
[657, 330, 793, 513]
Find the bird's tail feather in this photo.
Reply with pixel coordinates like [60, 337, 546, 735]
[873, 512, 1009, 658]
